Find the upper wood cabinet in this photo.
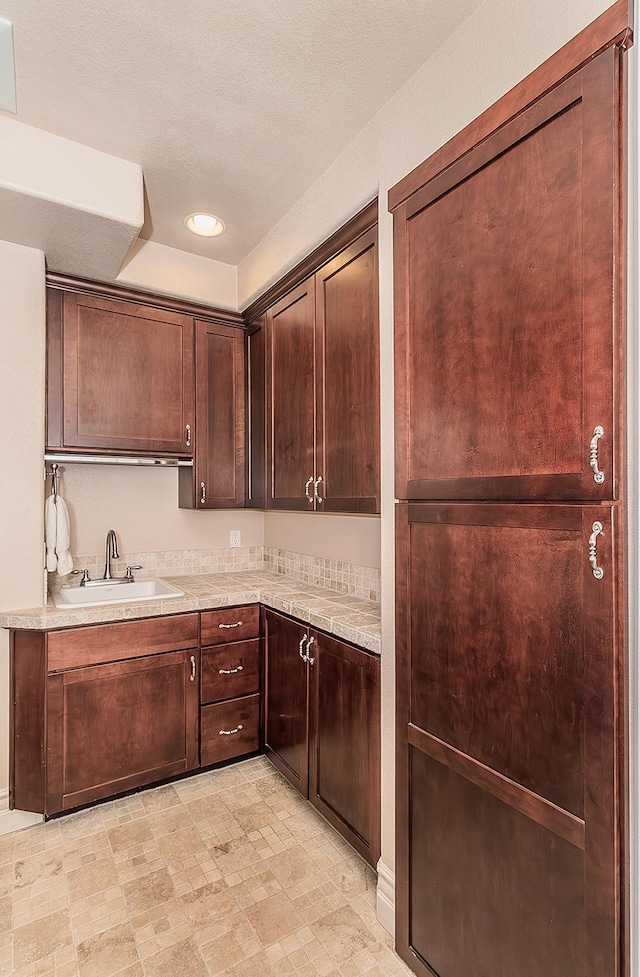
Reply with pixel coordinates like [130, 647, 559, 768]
[179, 319, 245, 508]
[393, 48, 622, 502]
[47, 288, 194, 455]
[261, 225, 380, 513]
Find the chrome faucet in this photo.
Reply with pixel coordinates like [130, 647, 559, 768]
[103, 529, 119, 580]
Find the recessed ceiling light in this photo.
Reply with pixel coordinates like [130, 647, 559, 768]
[184, 213, 226, 237]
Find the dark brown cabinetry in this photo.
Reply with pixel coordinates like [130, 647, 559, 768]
[263, 608, 380, 866]
[199, 605, 260, 765]
[258, 224, 380, 513]
[11, 614, 200, 816]
[47, 288, 194, 456]
[392, 19, 628, 977]
[179, 320, 245, 508]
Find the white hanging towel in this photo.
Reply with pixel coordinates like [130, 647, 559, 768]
[55, 496, 74, 576]
[44, 495, 58, 572]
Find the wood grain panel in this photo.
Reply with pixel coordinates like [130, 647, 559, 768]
[61, 292, 194, 454]
[395, 49, 621, 502]
[200, 694, 260, 765]
[200, 605, 259, 646]
[315, 228, 379, 513]
[201, 640, 259, 704]
[47, 614, 199, 672]
[266, 281, 316, 510]
[309, 632, 380, 866]
[263, 610, 309, 794]
[46, 649, 199, 814]
[10, 632, 46, 814]
[45, 289, 64, 450]
[409, 749, 586, 977]
[246, 318, 267, 507]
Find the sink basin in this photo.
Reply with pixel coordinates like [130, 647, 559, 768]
[51, 578, 186, 609]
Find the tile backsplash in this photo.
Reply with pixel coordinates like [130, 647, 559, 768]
[51, 545, 381, 603]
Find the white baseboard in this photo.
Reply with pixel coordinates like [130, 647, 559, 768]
[376, 857, 395, 935]
[0, 788, 43, 835]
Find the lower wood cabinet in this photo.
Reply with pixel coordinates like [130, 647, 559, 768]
[263, 608, 380, 866]
[11, 614, 201, 816]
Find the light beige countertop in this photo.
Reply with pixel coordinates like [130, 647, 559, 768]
[0, 570, 381, 654]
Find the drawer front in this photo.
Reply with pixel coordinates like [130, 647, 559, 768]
[201, 694, 260, 765]
[200, 605, 259, 646]
[47, 614, 199, 672]
[201, 639, 259, 704]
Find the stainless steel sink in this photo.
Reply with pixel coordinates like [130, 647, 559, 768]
[51, 578, 185, 609]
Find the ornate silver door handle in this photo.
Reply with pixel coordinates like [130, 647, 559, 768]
[218, 621, 243, 629]
[200, 482, 206, 505]
[314, 476, 323, 504]
[218, 664, 244, 674]
[299, 633, 308, 660]
[589, 426, 605, 484]
[189, 655, 197, 681]
[305, 476, 314, 502]
[218, 725, 244, 736]
[186, 423, 192, 447]
[305, 636, 315, 665]
[588, 521, 604, 579]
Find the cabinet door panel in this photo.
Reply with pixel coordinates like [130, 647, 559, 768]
[263, 610, 309, 794]
[201, 640, 259, 704]
[191, 320, 244, 508]
[394, 50, 620, 501]
[46, 650, 199, 814]
[266, 281, 316, 509]
[315, 229, 379, 513]
[309, 632, 380, 866]
[61, 293, 194, 454]
[396, 502, 620, 977]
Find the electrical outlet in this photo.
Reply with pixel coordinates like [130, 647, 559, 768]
[230, 530, 241, 548]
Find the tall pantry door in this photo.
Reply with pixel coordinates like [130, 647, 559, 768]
[391, 26, 628, 977]
[396, 503, 622, 977]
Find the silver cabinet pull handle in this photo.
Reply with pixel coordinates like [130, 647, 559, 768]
[305, 635, 315, 665]
[590, 426, 605, 483]
[219, 724, 244, 736]
[314, 476, 323, 503]
[189, 655, 196, 682]
[218, 664, 244, 674]
[305, 476, 314, 503]
[588, 521, 604, 579]
[200, 481, 206, 505]
[186, 423, 192, 447]
[218, 621, 243, 629]
[299, 633, 309, 660]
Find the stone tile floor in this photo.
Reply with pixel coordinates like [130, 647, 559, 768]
[1, 757, 413, 977]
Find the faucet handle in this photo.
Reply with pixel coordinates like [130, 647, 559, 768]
[125, 565, 143, 581]
[71, 569, 91, 586]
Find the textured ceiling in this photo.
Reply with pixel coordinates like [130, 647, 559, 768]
[0, 0, 483, 264]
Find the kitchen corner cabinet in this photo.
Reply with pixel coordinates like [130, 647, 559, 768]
[264, 227, 380, 513]
[11, 615, 200, 816]
[263, 608, 380, 866]
[46, 288, 194, 456]
[179, 320, 245, 508]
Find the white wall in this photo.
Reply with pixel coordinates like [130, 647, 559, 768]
[0, 241, 46, 826]
[238, 0, 616, 931]
[264, 512, 380, 568]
